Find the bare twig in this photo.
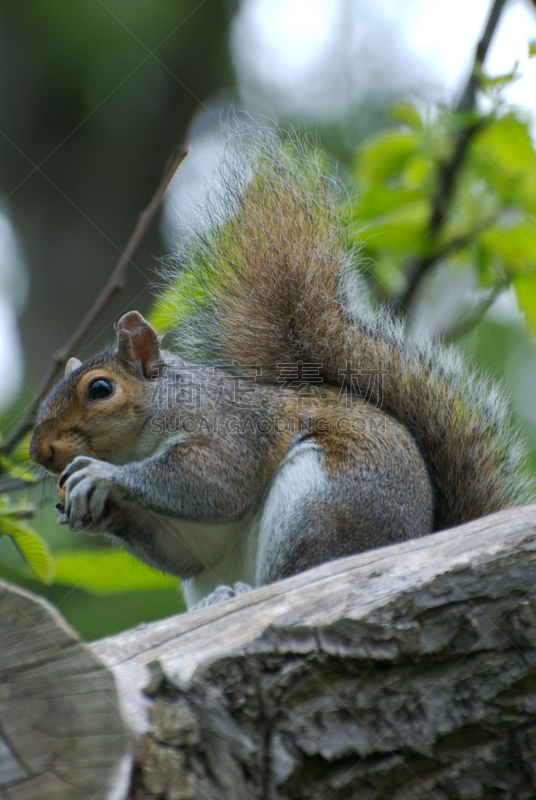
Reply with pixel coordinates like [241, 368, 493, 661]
[443, 279, 507, 342]
[1, 144, 189, 457]
[394, 0, 509, 314]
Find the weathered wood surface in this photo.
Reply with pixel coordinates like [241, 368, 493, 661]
[0, 581, 128, 800]
[93, 504, 536, 799]
[3, 505, 536, 799]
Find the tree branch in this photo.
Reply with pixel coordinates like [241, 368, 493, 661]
[4, 506, 536, 798]
[443, 281, 505, 342]
[394, 0, 509, 315]
[1, 144, 188, 458]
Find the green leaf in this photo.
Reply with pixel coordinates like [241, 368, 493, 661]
[370, 254, 407, 294]
[350, 183, 424, 221]
[0, 433, 38, 482]
[148, 263, 216, 332]
[0, 515, 55, 584]
[471, 115, 536, 212]
[479, 65, 519, 92]
[480, 224, 536, 274]
[0, 495, 54, 583]
[359, 201, 430, 252]
[529, 41, 536, 58]
[54, 549, 179, 595]
[515, 272, 536, 335]
[354, 130, 421, 182]
[5, 462, 40, 482]
[13, 530, 54, 584]
[389, 104, 422, 129]
[147, 284, 183, 332]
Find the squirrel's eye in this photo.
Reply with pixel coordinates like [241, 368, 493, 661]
[88, 379, 114, 401]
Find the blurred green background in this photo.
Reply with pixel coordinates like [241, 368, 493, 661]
[1, 0, 536, 641]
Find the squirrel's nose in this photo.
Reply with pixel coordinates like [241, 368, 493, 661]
[29, 438, 55, 470]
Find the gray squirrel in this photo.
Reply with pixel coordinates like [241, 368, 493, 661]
[29, 136, 529, 609]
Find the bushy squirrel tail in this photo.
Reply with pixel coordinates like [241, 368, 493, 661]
[165, 133, 531, 530]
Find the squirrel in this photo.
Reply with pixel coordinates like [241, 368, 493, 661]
[29, 135, 530, 609]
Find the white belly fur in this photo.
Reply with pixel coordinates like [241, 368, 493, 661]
[126, 438, 328, 608]
[134, 512, 260, 608]
[181, 515, 260, 608]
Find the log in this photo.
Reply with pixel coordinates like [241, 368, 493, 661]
[0, 582, 129, 800]
[3, 505, 536, 799]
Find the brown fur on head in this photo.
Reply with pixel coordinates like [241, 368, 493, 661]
[30, 312, 162, 475]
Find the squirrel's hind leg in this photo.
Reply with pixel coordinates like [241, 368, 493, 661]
[255, 428, 433, 585]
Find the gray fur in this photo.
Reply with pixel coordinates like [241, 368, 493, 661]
[31, 131, 532, 610]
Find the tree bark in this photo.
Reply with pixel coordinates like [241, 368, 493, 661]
[3, 505, 536, 799]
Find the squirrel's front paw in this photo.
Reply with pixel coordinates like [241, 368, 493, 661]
[59, 456, 122, 532]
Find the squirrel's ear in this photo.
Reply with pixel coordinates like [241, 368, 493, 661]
[65, 358, 82, 377]
[116, 312, 162, 378]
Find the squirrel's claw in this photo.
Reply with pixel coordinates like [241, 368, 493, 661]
[60, 456, 122, 534]
[59, 455, 100, 488]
